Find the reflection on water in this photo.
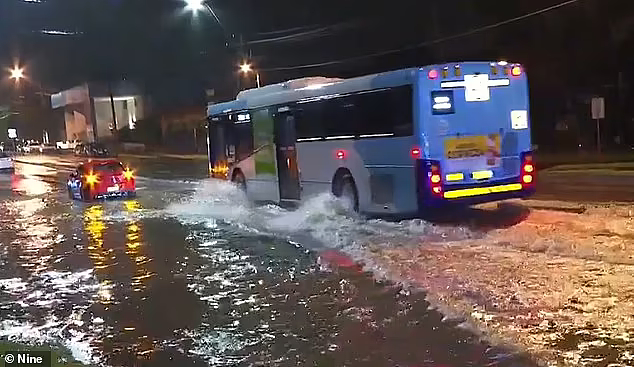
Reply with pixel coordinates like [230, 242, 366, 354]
[1, 177, 537, 367]
[10, 164, 55, 196]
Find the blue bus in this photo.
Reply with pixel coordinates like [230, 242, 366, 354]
[207, 62, 535, 216]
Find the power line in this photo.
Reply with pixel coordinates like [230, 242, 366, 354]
[262, 0, 581, 72]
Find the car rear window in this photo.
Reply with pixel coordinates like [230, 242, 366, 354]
[94, 162, 124, 173]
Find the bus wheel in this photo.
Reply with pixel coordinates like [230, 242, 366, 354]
[232, 170, 247, 191]
[335, 175, 359, 213]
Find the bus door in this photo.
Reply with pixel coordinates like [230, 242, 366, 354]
[208, 116, 235, 179]
[274, 112, 301, 201]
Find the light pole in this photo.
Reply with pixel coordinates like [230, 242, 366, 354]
[239, 62, 261, 89]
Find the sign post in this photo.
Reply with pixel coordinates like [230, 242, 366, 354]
[591, 97, 605, 154]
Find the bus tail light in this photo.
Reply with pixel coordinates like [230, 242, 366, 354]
[521, 153, 535, 187]
[511, 65, 522, 77]
[429, 163, 443, 197]
[410, 147, 421, 159]
[428, 69, 438, 80]
[336, 150, 346, 160]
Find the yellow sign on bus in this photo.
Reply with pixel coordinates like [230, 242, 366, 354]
[444, 134, 500, 162]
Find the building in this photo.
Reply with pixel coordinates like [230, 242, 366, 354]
[50, 81, 146, 143]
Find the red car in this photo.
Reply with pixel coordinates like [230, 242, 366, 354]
[67, 160, 136, 201]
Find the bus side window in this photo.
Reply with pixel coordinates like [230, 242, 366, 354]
[323, 95, 359, 138]
[354, 87, 413, 137]
[233, 116, 254, 161]
[295, 101, 326, 140]
[391, 86, 414, 136]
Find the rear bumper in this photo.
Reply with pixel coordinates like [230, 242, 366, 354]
[419, 180, 534, 209]
[416, 158, 535, 209]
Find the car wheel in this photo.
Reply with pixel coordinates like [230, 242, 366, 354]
[334, 175, 359, 213]
[232, 171, 247, 191]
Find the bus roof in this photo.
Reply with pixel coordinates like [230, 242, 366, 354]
[207, 67, 419, 116]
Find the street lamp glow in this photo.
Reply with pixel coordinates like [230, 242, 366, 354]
[239, 63, 252, 73]
[9, 66, 24, 81]
[185, 0, 205, 12]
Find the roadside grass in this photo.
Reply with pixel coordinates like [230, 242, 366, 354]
[537, 151, 634, 170]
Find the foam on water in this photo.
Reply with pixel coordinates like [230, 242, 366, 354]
[168, 180, 252, 224]
[164, 179, 475, 260]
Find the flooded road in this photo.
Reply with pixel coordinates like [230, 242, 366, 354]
[0, 156, 537, 367]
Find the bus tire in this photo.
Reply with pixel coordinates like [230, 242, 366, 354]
[232, 170, 247, 191]
[334, 175, 359, 213]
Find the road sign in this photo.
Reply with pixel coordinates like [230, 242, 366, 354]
[591, 97, 605, 119]
[8, 129, 17, 139]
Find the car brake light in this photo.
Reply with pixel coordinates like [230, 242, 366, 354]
[85, 172, 98, 185]
[123, 168, 134, 180]
[511, 66, 522, 76]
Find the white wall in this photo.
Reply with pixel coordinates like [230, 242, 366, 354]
[93, 96, 145, 138]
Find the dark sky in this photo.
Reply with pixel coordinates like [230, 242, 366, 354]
[1, 0, 634, 106]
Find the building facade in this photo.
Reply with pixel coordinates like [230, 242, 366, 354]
[50, 82, 146, 143]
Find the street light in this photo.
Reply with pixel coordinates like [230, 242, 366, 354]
[239, 63, 252, 73]
[239, 62, 260, 88]
[185, 0, 205, 12]
[9, 66, 24, 82]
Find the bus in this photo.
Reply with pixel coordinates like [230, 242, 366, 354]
[206, 62, 535, 216]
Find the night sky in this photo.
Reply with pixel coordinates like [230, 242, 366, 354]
[2, 0, 634, 146]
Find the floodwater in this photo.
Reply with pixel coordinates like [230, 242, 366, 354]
[4, 155, 629, 367]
